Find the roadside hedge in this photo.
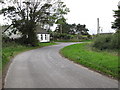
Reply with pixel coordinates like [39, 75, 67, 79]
[92, 32, 119, 50]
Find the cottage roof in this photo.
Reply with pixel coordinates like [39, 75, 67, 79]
[1, 25, 12, 33]
[36, 25, 48, 34]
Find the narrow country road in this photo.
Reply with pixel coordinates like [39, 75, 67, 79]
[4, 42, 118, 88]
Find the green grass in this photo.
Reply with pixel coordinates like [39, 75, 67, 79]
[53, 39, 92, 42]
[53, 40, 81, 42]
[38, 42, 57, 47]
[60, 43, 119, 79]
[2, 42, 56, 69]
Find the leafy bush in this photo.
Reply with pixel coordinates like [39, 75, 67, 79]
[93, 33, 119, 50]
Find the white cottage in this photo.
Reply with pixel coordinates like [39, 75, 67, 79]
[36, 26, 50, 42]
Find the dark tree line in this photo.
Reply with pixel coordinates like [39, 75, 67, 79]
[55, 22, 89, 35]
[51, 22, 90, 40]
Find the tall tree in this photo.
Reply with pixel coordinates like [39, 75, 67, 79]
[55, 23, 76, 35]
[1, 0, 69, 46]
[112, 4, 120, 32]
[55, 0, 70, 34]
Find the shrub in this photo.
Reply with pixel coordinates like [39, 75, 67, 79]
[110, 32, 119, 50]
[93, 33, 119, 50]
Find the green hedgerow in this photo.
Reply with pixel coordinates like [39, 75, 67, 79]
[93, 33, 119, 50]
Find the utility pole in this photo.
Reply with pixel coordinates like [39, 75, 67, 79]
[97, 18, 100, 34]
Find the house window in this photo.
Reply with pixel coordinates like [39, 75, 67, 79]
[45, 34, 47, 40]
[41, 34, 43, 40]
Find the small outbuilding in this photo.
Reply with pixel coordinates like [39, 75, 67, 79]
[36, 26, 50, 42]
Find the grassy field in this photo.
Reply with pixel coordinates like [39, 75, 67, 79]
[60, 43, 118, 79]
[2, 42, 56, 69]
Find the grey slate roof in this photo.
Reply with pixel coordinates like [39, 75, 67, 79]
[36, 25, 48, 34]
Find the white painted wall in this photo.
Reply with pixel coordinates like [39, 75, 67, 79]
[37, 34, 50, 42]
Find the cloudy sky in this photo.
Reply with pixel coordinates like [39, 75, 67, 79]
[62, 0, 119, 34]
[0, 0, 119, 34]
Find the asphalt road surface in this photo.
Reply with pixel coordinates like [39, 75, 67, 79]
[4, 42, 118, 88]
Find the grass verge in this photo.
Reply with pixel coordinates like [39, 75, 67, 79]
[60, 43, 118, 79]
[53, 39, 92, 42]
